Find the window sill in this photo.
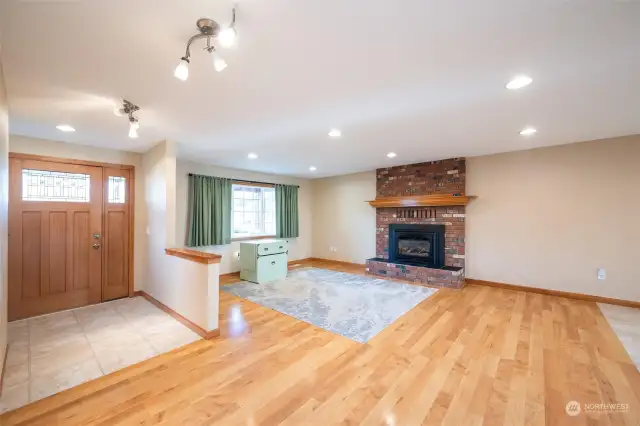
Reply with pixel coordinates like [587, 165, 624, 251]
[231, 235, 277, 242]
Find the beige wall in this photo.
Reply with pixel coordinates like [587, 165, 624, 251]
[309, 136, 639, 302]
[142, 140, 176, 298]
[311, 171, 376, 263]
[466, 136, 640, 301]
[9, 135, 147, 291]
[0, 49, 9, 370]
[176, 160, 313, 274]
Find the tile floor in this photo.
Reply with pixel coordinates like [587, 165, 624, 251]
[0, 296, 201, 413]
[598, 303, 640, 369]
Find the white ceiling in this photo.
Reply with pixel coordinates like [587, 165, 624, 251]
[1, 0, 639, 178]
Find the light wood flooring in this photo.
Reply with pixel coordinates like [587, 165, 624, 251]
[1, 259, 638, 425]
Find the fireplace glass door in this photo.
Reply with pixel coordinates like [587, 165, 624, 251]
[397, 238, 432, 259]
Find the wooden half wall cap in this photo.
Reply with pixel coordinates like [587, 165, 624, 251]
[165, 248, 222, 264]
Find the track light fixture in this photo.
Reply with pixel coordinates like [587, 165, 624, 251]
[174, 7, 237, 81]
[115, 99, 141, 139]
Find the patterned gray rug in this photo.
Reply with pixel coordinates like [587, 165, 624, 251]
[221, 267, 437, 343]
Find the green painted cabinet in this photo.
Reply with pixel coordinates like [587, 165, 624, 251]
[239, 239, 288, 284]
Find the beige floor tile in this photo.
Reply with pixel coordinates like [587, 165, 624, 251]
[3, 362, 29, 388]
[29, 320, 84, 349]
[114, 299, 165, 321]
[75, 305, 136, 340]
[147, 333, 199, 354]
[28, 310, 78, 331]
[30, 358, 103, 402]
[84, 323, 142, 344]
[0, 382, 29, 414]
[2, 296, 201, 413]
[91, 338, 157, 375]
[6, 341, 29, 368]
[8, 321, 29, 345]
[30, 331, 87, 360]
[145, 324, 200, 353]
[30, 338, 95, 378]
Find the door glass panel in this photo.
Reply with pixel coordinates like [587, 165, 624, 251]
[22, 169, 90, 202]
[107, 176, 126, 203]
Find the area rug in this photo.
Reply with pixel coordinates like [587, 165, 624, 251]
[221, 267, 437, 343]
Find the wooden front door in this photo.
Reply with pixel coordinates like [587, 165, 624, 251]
[8, 158, 104, 320]
[102, 168, 131, 301]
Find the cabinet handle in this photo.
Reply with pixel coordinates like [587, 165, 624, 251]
[271, 261, 275, 265]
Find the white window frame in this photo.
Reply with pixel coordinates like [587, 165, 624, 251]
[231, 183, 276, 240]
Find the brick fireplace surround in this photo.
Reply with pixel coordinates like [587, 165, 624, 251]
[366, 158, 467, 289]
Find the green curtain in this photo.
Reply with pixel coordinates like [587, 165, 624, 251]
[275, 184, 299, 238]
[187, 174, 232, 246]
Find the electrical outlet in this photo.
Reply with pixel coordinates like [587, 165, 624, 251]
[597, 268, 606, 280]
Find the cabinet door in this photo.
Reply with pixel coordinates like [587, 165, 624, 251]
[256, 253, 287, 283]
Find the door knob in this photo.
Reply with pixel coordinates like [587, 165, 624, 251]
[92, 243, 101, 249]
[93, 233, 101, 239]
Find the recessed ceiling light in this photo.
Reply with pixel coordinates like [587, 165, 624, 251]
[520, 127, 537, 136]
[56, 124, 75, 132]
[309, 166, 317, 172]
[506, 75, 532, 90]
[328, 128, 341, 138]
[386, 152, 397, 158]
[247, 153, 258, 159]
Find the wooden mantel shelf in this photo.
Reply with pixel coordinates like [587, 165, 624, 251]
[367, 194, 476, 208]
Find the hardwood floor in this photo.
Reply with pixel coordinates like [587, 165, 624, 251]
[1, 259, 638, 425]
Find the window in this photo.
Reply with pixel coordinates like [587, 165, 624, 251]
[232, 184, 276, 238]
[108, 176, 126, 203]
[22, 169, 90, 202]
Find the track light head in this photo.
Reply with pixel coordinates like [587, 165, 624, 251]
[174, 57, 190, 81]
[128, 120, 139, 139]
[212, 51, 227, 72]
[116, 100, 141, 139]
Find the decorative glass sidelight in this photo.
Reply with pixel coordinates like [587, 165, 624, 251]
[107, 176, 126, 204]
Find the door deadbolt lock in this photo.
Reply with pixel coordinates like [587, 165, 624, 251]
[93, 233, 101, 239]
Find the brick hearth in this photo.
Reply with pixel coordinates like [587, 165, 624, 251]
[365, 259, 465, 289]
[367, 158, 467, 289]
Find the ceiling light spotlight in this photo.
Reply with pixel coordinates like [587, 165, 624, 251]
[56, 124, 75, 132]
[116, 99, 140, 139]
[174, 7, 237, 80]
[247, 153, 258, 159]
[218, 8, 237, 48]
[174, 57, 190, 81]
[128, 120, 139, 139]
[212, 50, 228, 72]
[386, 152, 397, 158]
[520, 127, 537, 136]
[328, 128, 341, 138]
[506, 75, 532, 90]
[309, 166, 317, 171]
